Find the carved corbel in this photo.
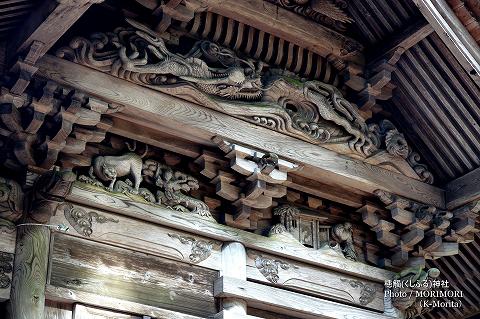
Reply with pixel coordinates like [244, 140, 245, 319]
[195, 137, 300, 229]
[359, 191, 479, 267]
[0, 79, 122, 171]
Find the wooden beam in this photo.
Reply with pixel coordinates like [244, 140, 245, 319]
[446, 167, 480, 210]
[36, 55, 445, 207]
[214, 276, 390, 319]
[46, 285, 205, 319]
[412, 0, 480, 86]
[370, 20, 434, 65]
[192, 0, 364, 65]
[8, 0, 102, 59]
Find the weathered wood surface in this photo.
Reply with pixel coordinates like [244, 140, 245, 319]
[218, 242, 248, 317]
[73, 304, 139, 319]
[194, 0, 364, 65]
[50, 202, 222, 270]
[0, 219, 15, 301]
[0, 219, 16, 254]
[65, 184, 393, 282]
[10, 225, 50, 319]
[214, 276, 391, 319]
[446, 167, 480, 209]
[46, 285, 205, 319]
[49, 234, 217, 317]
[413, 0, 480, 86]
[37, 55, 445, 207]
[9, 0, 101, 56]
[246, 249, 384, 312]
[44, 301, 72, 319]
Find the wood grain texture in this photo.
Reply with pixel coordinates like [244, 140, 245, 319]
[65, 185, 393, 282]
[9, 226, 50, 319]
[45, 285, 205, 319]
[44, 301, 72, 319]
[9, 0, 98, 56]
[214, 276, 391, 319]
[446, 167, 480, 209]
[0, 218, 16, 253]
[413, 0, 480, 86]
[246, 249, 384, 312]
[49, 234, 217, 317]
[36, 55, 445, 207]
[195, 0, 363, 64]
[73, 304, 140, 319]
[50, 202, 222, 270]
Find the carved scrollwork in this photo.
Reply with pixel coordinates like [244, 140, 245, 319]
[340, 278, 376, 305]
[57, 20, 263, 101]
[168, 233, 214, 264]
[254, 255, 296, 283]
[57, 21, 432, 183]
[0, 177, 24, 222]
[64, 204, 119, 237]
[0, 252, 13, 289]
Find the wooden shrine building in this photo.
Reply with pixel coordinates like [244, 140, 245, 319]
[0, 0, 479, 318]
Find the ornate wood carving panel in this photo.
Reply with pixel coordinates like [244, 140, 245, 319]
[246, 249, 384, 312]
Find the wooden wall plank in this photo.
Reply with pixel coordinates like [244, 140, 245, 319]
[46, 285, 205, 319]
[73, 304, 140, 319]
[36, 55, 445, 208]
[214, 276, 391, 319]
[45, 301, 73, 319]
[50, 202, 222, 270]
[49, 234, 218, 317]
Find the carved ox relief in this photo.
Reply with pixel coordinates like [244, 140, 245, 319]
[57, 19, 433, 183]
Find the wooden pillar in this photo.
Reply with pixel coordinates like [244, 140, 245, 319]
[218, 242, 248, 317]
[9, 225, 50, 319]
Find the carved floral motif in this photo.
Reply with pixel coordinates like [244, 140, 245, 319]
[168, 233, 214, 264]
[64, 204, 119, 237]
[254, 255, 296, 283]
[340, 278, 376, 305]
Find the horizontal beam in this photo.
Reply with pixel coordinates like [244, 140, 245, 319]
[195, 0, 364, 65]
[36, 55, 445, 207]
[46, 285, 204, 319]
[8, 0, 101, 58]
[214, 276, 390, 319]
[446, 167, 480, 209]
[412, 0, 480, 86]
[66, 185, 393, 282]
